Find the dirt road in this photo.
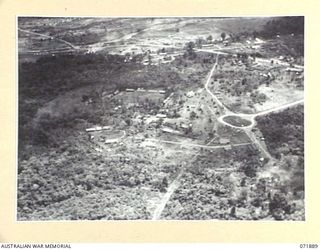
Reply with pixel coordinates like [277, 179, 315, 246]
[255, 99, 304, 117]
[152, 49, 303, 219]
[217, 99, 304, 129]
[151, 139, 211, 220]
[18, 28, 79, 50]
[244, 129, 272, 159]
[203, 54, 276, 161]
[195, 49, 229, 55]
[151, 169, 185, 220]
[146, 138, 251, 149]
[204, 54, 231, 111]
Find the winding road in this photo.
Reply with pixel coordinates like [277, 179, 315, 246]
[203, 52, 304, 130]
[204, 53, 229, 110]
[206, 54, 304, 160]
[203, 53, 304, 158]
[217, 99, 304, 129]
[152, 51, 304, 219]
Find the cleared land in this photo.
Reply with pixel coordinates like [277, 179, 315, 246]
[18, 17, 304, 221]
[222, 116, 252, 127]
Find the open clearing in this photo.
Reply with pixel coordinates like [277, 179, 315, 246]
[222, 116, 252, 127]
[18, 17, 304, 221]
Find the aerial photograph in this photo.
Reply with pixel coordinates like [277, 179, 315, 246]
[17, 16, 304, 221]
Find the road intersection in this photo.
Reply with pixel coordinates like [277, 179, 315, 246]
[152, 52, 304, 219]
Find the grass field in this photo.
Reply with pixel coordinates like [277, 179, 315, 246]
[222, 115, 252, 127]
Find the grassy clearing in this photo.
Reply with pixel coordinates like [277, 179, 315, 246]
[223, 116, 252, 127]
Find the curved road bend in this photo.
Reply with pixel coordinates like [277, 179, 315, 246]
[152, 51, 301, 219]
[204, 54, 228, 110]
[203, 54, 274, 160]
[152, 53, 247, 220]
[217, 99, 304, 129]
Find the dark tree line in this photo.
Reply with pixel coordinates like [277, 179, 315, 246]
[259, 16, 304, 38]
[256, 105, 304, 159]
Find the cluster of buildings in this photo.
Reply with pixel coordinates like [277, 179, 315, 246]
[86, 126, 125, 146]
